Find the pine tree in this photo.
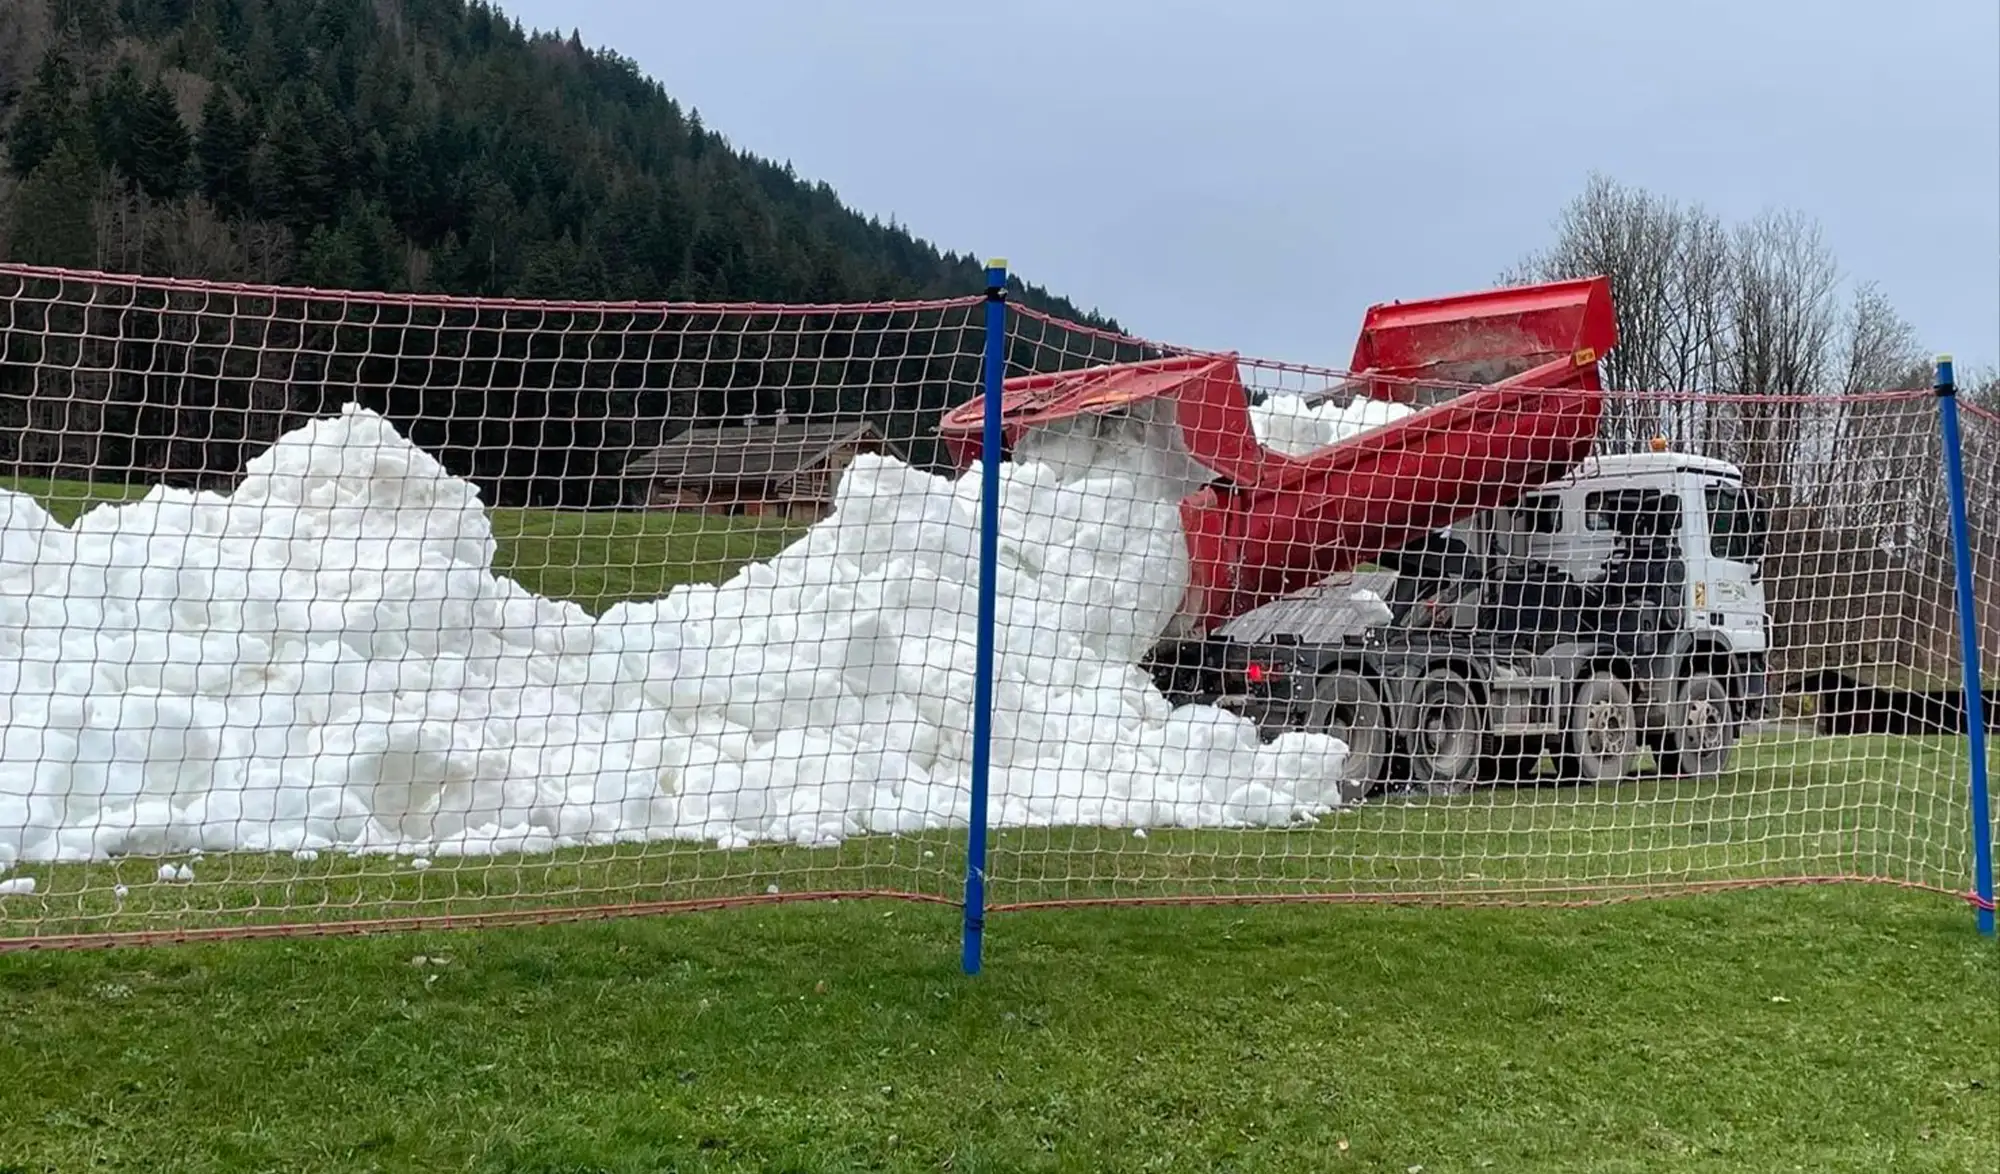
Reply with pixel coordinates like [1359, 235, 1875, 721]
[296, 85, 354, 210]
[10, 139, 100, 267]
[7, 52, 85, 177]
[128, 77, 192, 200]
[195, 85, 254, 217]
[88, 63, 147, 184]
[381, 126, 440, 242]
[253, 97, 333, 230]
[299, 221, 360, 288]
[334, 194, 401, 290]
[686, 108, 706, 159]
[518, 230, 606, 300]
[210, 0, 250, 55]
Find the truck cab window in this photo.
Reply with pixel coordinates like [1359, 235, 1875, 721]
[1585, 489, 1680, 540]
[1519, 495, 1563, 534]
[1705, 483, 1766, 562]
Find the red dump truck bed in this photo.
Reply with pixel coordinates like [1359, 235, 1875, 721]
[937, 275, 1618, 633]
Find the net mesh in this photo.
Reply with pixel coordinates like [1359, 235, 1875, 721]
[0, 264, 1991, 948]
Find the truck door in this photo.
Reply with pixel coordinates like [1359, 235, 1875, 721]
[1695, 481, 1770, 658]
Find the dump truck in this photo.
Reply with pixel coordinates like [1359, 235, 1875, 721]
[937, 275, 1772, 800]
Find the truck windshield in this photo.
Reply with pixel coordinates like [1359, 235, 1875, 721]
[1705, 483, 1766, 562]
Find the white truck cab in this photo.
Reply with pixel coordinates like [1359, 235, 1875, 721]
[1506, 449, 1770, 665]
[1377, 443, 1773, 783]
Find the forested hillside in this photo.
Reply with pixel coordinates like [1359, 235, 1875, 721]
[0, 0, 1115, 315]
[0, 0, 1137, 504]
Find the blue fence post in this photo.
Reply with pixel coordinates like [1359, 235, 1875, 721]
[1934, 354, 1995, 938]
[962, 258, 1009, 975]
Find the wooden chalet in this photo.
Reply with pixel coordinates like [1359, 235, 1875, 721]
[622, 419, 888, 520]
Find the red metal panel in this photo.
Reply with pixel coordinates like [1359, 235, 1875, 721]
[1348, 275, 1615, 377]
[1180, 354, 1603, 628]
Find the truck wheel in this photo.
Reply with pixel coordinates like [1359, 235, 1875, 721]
[1663, 673, 1735, 779]
[1555, 671, 1637, 784]
[1304, 669, 1387, 803]
[1406, 668, 1483, 793]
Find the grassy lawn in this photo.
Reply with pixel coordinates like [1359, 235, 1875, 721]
[3, 475, 156, 522]
[0, 886, 1994, 1173]
[490, 507, 801, 613]
[0, 729, 1987, 947]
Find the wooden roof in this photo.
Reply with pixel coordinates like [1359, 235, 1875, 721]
[623, 420, 884, 485]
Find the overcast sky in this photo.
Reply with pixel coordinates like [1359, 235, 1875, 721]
[501, 0, 1999, 378]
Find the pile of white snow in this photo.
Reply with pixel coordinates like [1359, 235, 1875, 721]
[1249, 392, 1415, 458]
[0, 404, 1354, 869]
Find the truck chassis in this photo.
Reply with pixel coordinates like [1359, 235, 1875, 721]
[1153, 552, 1771, 803]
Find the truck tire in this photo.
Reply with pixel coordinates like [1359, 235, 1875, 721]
[1406, 667, 1484, 793]
[1554, 670, 1637, 784]
[1662, 673, 1735, 779]
[1303, 669, 1387, 803]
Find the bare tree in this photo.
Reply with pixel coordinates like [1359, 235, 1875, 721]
[1505, 172, 1733, 445]
[1712, 209, 1841, 491]
[239, 219, 297, 285]
[92, 173, 155, 275]
[155, 196, 253, 280]
[1509, 176, 1951, 678]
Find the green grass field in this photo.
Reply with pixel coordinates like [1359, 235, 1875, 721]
[1, 888, 1994, 1172]
[1, 475, 1995, 1171]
